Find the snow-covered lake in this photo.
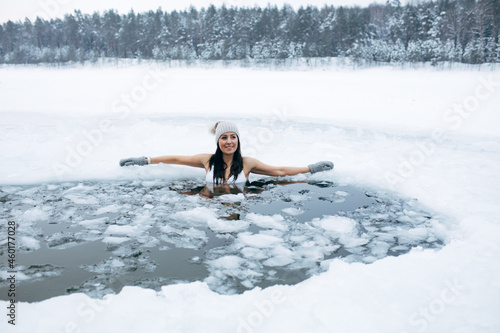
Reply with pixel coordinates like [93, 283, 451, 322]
[1, 61, 499, 332]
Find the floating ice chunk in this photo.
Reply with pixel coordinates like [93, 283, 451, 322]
[263, 255, 294, 267]
[137, 235, 160, 247]
[312, 216, 357, 234]
[104, 225, 143, 237]
[53, 206, 78, 222]
[84, 257, 126, 274]
[95, 204, 122, 215]
[141, 180, 161, 187]
[397, 227, 429, 244]
[250, 247, 292, 269]
[237, 232, 283, 248]
[403, 209, 420, 216]
[205, 254, 263, 293]
[131, 212, 154, 227]
[207, 218, 249, 233]
[190, 256, 202, 263]
[186, 195, 201, 203]
[340, 236, 369, 248]
[20, 207, 51, 222]
[246, 213, 287, 231]
[170, 207, 218, 226]
[79, 217, 109, 228]
[111, 246, 140, 258]
[294, 247, 325, 263]
[408, 227, 429, 238]
[391, 245, 410, 252]
[63, 183, 95, 193]
[282, 207, 304, 216]
[110, 258, 125, 268]
[46, 233, 81, 249]
[143, 204, 154, 209]
[371, 213, 390, 220]
[240, 280, 254, 289]
[21, 198, 38, 205]
[240, 247, 268, 260]
[290, 235, 308, 244]
[332, 197, 346, 203]
[1, 270, 29, 281]
[159, 224, 178, 234]
[210, 255, 244, 271]
[259, 229, 286, 238]
[397, 215, 414, 223]
[219, 193, 245, 202]
[335, 191, 349, 197]
[300, 240, 317, 248]
[368, 240, 391, 257]
[20, 236, 40, 251]
[77, 229, 102, 242]
[374, 232, 397, 244]
[64, 194, 99, 205]
[181, 227, 207, 240]
[362, 256, 378, 263]
[289, 194, 308, 202]
[161, 196, 181, 204]
[16, 187, 38, 197]
[20, 264, 63, 281]
[271, 244, 294, 257]
[102, 236, 129, 244]
[311, 234, 332, 247]
[159, 226, 207, 249]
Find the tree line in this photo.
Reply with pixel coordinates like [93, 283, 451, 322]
[0, 0, 499, 65]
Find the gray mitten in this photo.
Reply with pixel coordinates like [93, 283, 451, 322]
[308, 161, 334, 174]
[119, 156, 148, 167]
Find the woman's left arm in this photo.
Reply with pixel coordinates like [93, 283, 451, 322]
[244, 157, 310, 177]
[245, 157, 334, 177]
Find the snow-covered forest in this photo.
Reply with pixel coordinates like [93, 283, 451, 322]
[1, 0, 499, 65]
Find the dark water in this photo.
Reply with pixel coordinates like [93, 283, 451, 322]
[0, 179, 444, 302]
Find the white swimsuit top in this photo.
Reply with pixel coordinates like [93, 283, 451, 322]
[206, 168, 247, 184]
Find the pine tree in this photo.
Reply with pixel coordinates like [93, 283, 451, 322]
[0, 0, 498, 64]
[485, 37, 497, 63]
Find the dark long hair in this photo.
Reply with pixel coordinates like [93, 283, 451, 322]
[209, 138, 244, 184]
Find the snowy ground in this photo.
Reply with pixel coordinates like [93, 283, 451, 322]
[0, 61, 499, 332]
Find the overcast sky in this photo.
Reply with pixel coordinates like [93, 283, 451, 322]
[0, 0, 391, 24]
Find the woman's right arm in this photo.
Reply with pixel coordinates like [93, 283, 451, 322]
[150, 154, 211, 169]
[119, 154, 211, 169]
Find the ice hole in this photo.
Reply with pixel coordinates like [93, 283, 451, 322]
[0, 179, 446, 301]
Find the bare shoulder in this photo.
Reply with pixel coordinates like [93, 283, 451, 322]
[243, 156, 271, 174]
[196, 153, 212, 168]
[196, 153, 212, 160]
[243, 156, 259, 168]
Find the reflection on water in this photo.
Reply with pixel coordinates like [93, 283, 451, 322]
[0, 178, 444, 301]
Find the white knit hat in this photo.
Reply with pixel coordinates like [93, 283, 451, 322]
[210, 121, 240, 144]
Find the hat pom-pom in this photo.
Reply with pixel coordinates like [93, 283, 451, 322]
[210, 121, 220, 135]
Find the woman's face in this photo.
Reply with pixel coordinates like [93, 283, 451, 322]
[218, 131, 238, 155]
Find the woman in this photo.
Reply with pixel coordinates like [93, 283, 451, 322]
[119, 121, 333, 184]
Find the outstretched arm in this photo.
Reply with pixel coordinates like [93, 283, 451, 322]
[244, 157, 333, 177]
[120, 154, 211, 169]
[150, 154, 211, 168]
[243, 157, 310, 176]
